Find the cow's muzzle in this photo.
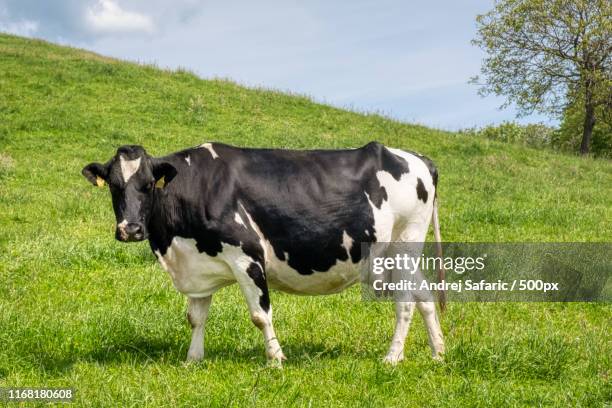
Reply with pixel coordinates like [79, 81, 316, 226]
[116, 222, 146, 242]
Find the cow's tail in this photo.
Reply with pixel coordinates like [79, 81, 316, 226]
[432, 196, 446, 312]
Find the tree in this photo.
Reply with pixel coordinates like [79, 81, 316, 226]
[471, 0, 612, 155]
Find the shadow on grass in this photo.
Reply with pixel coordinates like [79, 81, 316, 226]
[88, 335, 365, 366]
[28, 354, 76, 376]
[20, 336, 181, 376]
[84, 336, 183, 365]
[205, 340, 348, 365]
[21, 337, 353, 377]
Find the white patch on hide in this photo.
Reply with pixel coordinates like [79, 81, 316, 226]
[200, 143, 219, 159]
[341, 230, 353, 258]
[120, 156, 141, 183]
[234, 212, 245, 227]
[154, 237, 235, 297]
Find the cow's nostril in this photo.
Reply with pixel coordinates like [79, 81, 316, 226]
[126, 223, 143, 235]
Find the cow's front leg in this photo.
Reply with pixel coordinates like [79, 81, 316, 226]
[236, 262, 286, 365]
[186, 295, 212, 362]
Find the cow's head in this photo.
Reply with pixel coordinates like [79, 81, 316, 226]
[82, 145, 176, 242]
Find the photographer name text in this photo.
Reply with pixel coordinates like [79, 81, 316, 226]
[372, 279, 560, 293]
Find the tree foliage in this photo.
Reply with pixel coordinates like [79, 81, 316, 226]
[472, 0, 611, 154]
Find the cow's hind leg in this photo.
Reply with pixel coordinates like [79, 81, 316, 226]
[384, 222, 444, 363]
[381, 237, 418, 364]
[384, 301, 416, 364]
[416, 299, 444, 360]
[186, 295, 212, 362]
[235, 261, 286, 365]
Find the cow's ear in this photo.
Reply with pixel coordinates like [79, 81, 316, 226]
[152, 160, 177, 188]
[82, 162, 109, 187]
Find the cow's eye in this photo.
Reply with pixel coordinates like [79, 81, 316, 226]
[142, 182, 154, 192]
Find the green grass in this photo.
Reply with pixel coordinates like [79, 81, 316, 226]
[0, 34, 611, 407]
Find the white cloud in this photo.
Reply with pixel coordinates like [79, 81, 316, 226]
[0, 5, 38, 37]
[0, 18, 38, 36]
[85, 0, 153, 34]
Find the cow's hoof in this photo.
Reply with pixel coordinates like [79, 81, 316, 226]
[382, 352, 404, 365]
[432, 353, 444, 362]
[266, 349, 286, 361]
[266, 350, 286, 368]
[266, 357, 285, 368]
[186, 350, 204, 363]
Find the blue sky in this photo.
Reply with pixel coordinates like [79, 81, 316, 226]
[0, 0, 552, 130]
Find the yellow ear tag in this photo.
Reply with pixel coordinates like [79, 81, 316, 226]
[96, 176, 106, 187]
[155, 176, 165, 189]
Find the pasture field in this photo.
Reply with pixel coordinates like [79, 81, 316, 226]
[0, 34, 610, 406]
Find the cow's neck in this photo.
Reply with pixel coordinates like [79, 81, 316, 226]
[146, 158, 222, 255]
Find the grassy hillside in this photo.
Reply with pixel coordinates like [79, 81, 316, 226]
[0, 34, 610, 406]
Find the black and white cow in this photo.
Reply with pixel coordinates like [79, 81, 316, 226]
[82, 141, 445, 365]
